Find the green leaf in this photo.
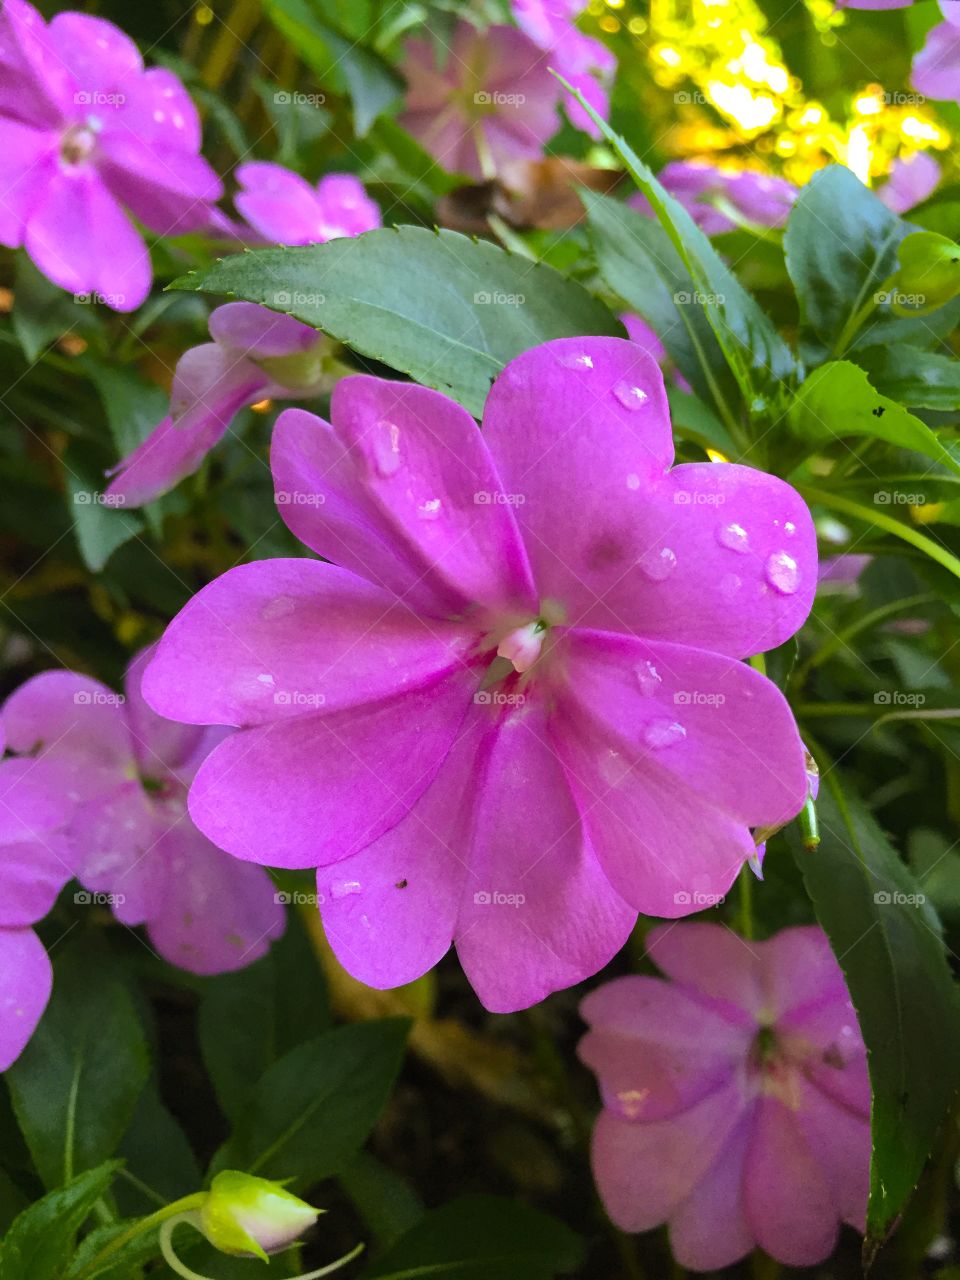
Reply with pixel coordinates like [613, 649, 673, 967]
[563, 80, 796, 410]
[5, 936, 150, 1189]
[362, 1195, 584, 1279]
[198, 912, 331, 1125]
[852, 344, 960, 410]
[891, 230, 960, 316]
[264, 0, 402, 136]
[63, 442, 144, 573]
[169, 227, 623, 418]
[582, 189, 741, 424]
[340, 1151, 424, 1250]
[114, 1082, 201, 1218]
[0, 1161, 120, 1280]
[213, 1018, 410, 1186]
[11, 256, 97, 363]
[783, 165, 907, 359]
[787, 360, 960, 476]
[790, 778, 960, 1246]
[64, 1219, 161, 1280]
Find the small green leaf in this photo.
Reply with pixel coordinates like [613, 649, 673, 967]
[0, 1162, 120, 1280]
[891, 230, 960, 316]
[169, 227, 623, 418]
[64, 442, 144, 573]
[790, 778, 960, 1246]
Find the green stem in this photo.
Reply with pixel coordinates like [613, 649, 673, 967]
[739, 865, 754, 940]
[792, 593, 935, 690]
[831, 269, 896, 358]
[72, 1194, 207, 1280]
[159, 1217, 365, 1280]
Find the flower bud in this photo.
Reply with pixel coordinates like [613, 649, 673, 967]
[199, 1171, 320, 1261]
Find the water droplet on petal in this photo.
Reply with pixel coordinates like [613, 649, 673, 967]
[331, 879, 362, 899]
[613, 380, 649, 411]
[557, 352, 594, 370]
[256, 673, 275, 687]
[643, 719, 687, 749]
[765, 551, 800, 595]
[784, 521, 796, 537]
[635, 660, 662, 697]
[626, 473, 641, 491]
[717, 522, 750, 554]
[417, 497, 442, 521]
[639, 546, 677, 581]
[370, 419, 402, 477]
[599, 749, 631, 787]
[260, 594, 297, 620]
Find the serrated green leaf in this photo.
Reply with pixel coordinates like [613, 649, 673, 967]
[852, 344, 960, 410]
[0, 1162, 120, 1280]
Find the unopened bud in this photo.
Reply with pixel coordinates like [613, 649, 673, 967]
[199, 1171, 319, 1261]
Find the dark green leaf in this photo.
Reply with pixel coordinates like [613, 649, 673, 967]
[790, 778, 960, 1245]
[213, 1018, 410, 1186]
[340, 1152, 424, 1250]
[11, 256, 98, 363]
[63, 442, 144, 573]
[853, 345, 960, 410]
[170, 227, 623, 418]
[0, 1162, 120, 1280]
[6, 936, 149, 1189]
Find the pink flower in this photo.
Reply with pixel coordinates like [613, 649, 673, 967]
[1, 649, 285, 975]
[0, 1, 222, 311]
[234, 161, 381, 245]
[580, 924, 870, 1270]
[511, 0, 617, 138]
[631, 163, 797, 236]
[836, 0, 912, 7]
[878, 153, 941, 213]
[620, 315, 692, 395]
[912, 2, 960, 104]
[0, 752, 74, 1068]
[106, 302, 338, 507]
[398, 22, 562, 181]
[143, 336, 816, 1012]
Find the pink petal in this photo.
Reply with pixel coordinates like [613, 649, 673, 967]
[186, 664, 481, 869]
[208, 301, 318, 358]
[743, 1097, 839, 1267]
[878, 153, 941, 214]
[645, 923, 765, 1016]
[105, 413, 232, 507]
[912, 21, 960, 102]
[123, 647, 207, 782]
[0, 0, 74, 127]
[141, 558, 475, 727]
[170, 342, 267, 433]
[0, 118, 58, 247]
[757, 925, 848, 1018]
[45, 12, 142, 91]
[0, 758, 73, 924]
[591, 1081, 745, 1232]
[96, 137, 223, 235]
[454, 701, 635, 1012]
[796, 1077, 870, 1231]
[145, 824, 285, 975]
[110, 66, 203, 152]
[3, 670, 132, 770]
[70, 782, 168, 925]
[669, 1113, 756, 1271]
[235, 160, 330, 245]
[783, 998, 870, 1115]
[313, 174, 381, 239]
[24, 167, 151, 310]
[0, 927, 51, 1070]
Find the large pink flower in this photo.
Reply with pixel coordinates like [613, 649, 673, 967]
[143, 336, 816, 1011]
[106, 302, 339, 507]
[234, 161, 381, 245]
[580, 924, 870, 1270]
[631, 162, 797, 236]
[398, 21, 562, 181]
[511, 0, 617, 138]
[1, 650, 285, 975]
[912, 1, 960, 104]
[0, 1, 222, 311]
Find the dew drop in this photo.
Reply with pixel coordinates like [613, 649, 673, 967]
[635, 660, 662, 697]
[260, 594, 297, 620]
[330, 879, 362, 899]
[417, 497, 442, 521]
[717, 522, 749, 554]
[256, 673, 275, 687]
[557, 352, 594, 370]
[599, 749, 631, 787]
[643, 719, 687, 749]
[613, 380, 649, 411]
[626, 473, 641, 491]
[639, 546, 677, 581]
[370, 419, 402, 476]
[784, 520, 796, 537]
[765, 551, 800, 595]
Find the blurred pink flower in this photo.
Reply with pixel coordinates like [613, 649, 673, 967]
[0, 0, 222, 310]
[398, 21, 562, 180]
[877, 153, 941, 213]
[235, 161, 381, 245]
[511, 0, 616, 137]
[631, 162, 797, 236]
[580, 923, 869, 1270]
[106, 302, 336, 507]
[836, 0, 912, 7]
[912, 1, 960, 103]
[620, 315, 692, 395]
[1, 649, 285, 975]
[143, 336, 816, 1011]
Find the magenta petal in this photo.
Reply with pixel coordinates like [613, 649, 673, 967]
[0, 118, 57, 247]
[669, 1114, 755, 1271]
[208, 301, 318, 358]
[645, 923, 765, 1016]
[187, 665, 480, 869]
[454, 703, 635, 1012]
[96, 137, 223, 233]
[744, 1097, 839, 1267]
[124, 647, 206, 781]
[24, 168, 151, 310]
[313, 174, 381, 238]
[235, 161, 330, 244]
[796, 1078, 870, 1232]
[145, 825, 285, 975]
[878, 153, 941, 213]
[70, 783, 167, 925]
[46, 11, 142, 90]
[3, 669, 132, 767]
[142, 558, 474, 727]
[105, 413, 229, 507]
[170, 343, 266, 433]
[591, 1082, 745, 1233]
[0, 0, 74, 127]
[912, 21, 960, 101]
[0, 927, 51, 1070]
[758, 925, 848, 1018]
[111, 66, 203, 152]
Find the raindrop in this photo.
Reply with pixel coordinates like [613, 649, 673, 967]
[717, 522, 749, 554]
[643, 719, 687, 749]
[557, 352, 594, 370]
[626, 473, 641, 491]
[417, 497, 442, 521]
[370, 419, 402, 477]
[635, 660, 662, 697]
[765, 551, 800, 595]
[639, 546, 677, 581]
[613, 380, 649, 411]
[330, 880, 362, 899]
[784, 521, 796, 537]
[256, 673, 275, 687]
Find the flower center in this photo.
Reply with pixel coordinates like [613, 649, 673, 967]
[60, 121, 98, 166]
[496, 619, 547, 673]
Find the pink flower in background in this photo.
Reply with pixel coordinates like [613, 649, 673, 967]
[399, 22, 562, 180]
[912, 2, 960, 104]
[143, 336, 816, 1011]
[632, 162, 797, 236]
[580, 924, 869, 1271]
[235, 161, 381, 245]
[620, 315, 692, 395]
[836, 0, 912, 7]
[511, 0, 617, 138]
[877, 153, 941, 213]
[1, 650, 285, 975]
[106, 302, 337, 507]
[0, 1, 222, 311]
[0, 752, 74, 1069]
